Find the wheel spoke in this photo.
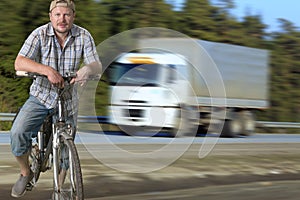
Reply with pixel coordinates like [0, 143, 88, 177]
[53, 136, 83, 199]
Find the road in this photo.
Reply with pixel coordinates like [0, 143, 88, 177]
[0, 131, 300, 199]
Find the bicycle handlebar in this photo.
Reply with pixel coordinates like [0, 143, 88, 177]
[15, 71, 100, 81]
[16, 71, 77, 80]
[16, 71, 42, 78]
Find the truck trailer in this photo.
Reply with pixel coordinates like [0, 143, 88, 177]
[107, 38, 270, 137]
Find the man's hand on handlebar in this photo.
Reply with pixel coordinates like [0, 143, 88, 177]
[46, 68, 65, 88]
[70, 66, 92, 86]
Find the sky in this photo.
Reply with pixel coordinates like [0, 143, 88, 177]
[231, 0, 299, 32]
[172, 0, 300, 32]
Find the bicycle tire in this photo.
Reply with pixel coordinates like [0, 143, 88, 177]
[53, 135, 84, 200]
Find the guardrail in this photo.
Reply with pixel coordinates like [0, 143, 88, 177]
[0, 113, 109, 124]
[0, 113, 16, 122]
[1, 113, 300, 128]
[256, 121, 300, 129]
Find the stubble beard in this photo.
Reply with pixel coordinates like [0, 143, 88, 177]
[55, 28, 69, 34]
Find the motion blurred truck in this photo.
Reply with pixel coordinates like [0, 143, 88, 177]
[107, 38, 269, 137]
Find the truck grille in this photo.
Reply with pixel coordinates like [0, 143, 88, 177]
[124, 109, 144, 118]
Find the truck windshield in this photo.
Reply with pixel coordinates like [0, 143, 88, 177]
[108, 63, 161, 86]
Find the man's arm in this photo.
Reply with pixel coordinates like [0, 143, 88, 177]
[71, 61, 102, 85]
[87, 61, 102, 75]
[15, 55, 65, 88]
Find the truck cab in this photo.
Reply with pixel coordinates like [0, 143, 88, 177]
[107, 52, 198, 136]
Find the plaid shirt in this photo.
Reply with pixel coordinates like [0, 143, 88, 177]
[19, 22, 100, 113]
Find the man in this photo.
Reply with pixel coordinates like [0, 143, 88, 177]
[10, 0, 102, 197]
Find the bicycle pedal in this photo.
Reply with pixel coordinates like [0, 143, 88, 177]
[26, 182, 34, 191]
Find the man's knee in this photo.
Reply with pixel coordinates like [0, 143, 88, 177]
[10, 127, 31, 154]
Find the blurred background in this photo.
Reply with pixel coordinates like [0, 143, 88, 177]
[0, 0, 299, 130]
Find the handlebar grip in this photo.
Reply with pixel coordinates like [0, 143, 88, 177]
[16, 71, 30, 77]
[15, 71, 45, 79]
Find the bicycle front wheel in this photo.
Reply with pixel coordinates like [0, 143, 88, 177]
[53, 135, 83, 200]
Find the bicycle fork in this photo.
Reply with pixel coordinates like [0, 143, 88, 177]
[53, 126, 60, 192]
[53, 127, 74, 192]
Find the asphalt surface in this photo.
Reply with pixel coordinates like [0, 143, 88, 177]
[0, 132, 300, 199]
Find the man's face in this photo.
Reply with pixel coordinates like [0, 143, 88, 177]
[49, 6, 75, 34]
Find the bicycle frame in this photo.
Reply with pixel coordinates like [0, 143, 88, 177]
[52, 87, 76, 192]
[35, 80, 76, 174]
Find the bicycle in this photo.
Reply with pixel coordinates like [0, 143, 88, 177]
[15, 71, 84, 200]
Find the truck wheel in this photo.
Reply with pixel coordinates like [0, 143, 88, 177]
[197, 125, 208, 135]
[221, 117, 242, 138]
[171, 106, 198, 137]
[240, 110, 256, 136]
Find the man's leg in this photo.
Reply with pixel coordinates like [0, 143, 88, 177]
[11, 151, 34, 198]
[10, 96, 49, 197]
[15, 152, 30, 176]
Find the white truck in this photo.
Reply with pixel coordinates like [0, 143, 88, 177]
[107, 38, 269, 137]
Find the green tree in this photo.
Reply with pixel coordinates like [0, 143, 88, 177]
[100, 0, 176, 35]
[179, 0, 218, 40]
[18, 0, 49, 37]
[75, 0, 111, 43]
[0, 0, 24, 56]
[267, 20, 300, 122]
[240, 15, 268, 48]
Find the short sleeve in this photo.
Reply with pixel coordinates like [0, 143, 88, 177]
[83, 32, 100, 65]
[18, 29, 41, 61]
